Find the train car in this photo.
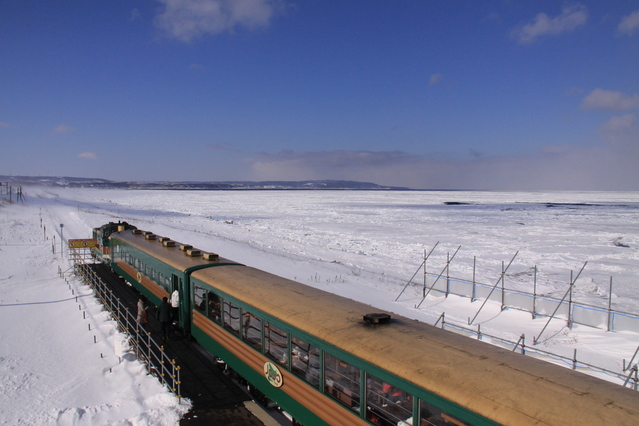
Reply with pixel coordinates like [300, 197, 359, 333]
[93, 223, 639, 426]
[92, 221, 137, 262]
[94, 224, 241, 333]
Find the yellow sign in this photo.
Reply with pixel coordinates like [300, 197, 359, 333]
[68, 239, 97, 249]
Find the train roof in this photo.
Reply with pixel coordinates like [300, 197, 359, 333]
[111, 229, 239, 272]
[192, 264, 639, 425]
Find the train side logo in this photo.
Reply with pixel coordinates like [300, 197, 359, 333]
[264, 362, 283, 387]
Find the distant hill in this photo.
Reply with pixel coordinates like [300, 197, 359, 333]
[0, 175, 411, 190]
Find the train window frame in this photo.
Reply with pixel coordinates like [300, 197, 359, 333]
[241, 310, 262, 352]
[193, 285, 206, 314]
[291, 334, 320, 389]
[365, 373, 412, 426]
[324, 352, 361, 413]
[206, 291, 221, 323]
[264, 322, 288, 367]
[223, 299, 240, 336]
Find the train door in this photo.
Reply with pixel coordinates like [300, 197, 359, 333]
[172, 273, 190, 334]
[171, 274, 181, 328]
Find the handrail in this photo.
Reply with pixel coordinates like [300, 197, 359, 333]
[74, 262, 182, 399]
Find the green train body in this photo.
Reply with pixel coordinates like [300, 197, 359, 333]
[91, 222, 639, 426]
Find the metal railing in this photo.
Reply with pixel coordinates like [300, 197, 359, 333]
[74, 262, 182, 399]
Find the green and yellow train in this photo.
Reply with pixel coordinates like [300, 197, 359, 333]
[93, 221, 639, 426]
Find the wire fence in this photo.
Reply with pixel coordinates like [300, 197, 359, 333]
[433, 312, 638, 390]
[398, 248, 639, 334]
[0, 182, 25, 202]
[73, 261, 182, 400]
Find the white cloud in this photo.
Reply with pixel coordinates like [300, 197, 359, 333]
[580, 89, 639, 111]
[512, 5, 588, 44]
[247, 143, 639, 190]
[154, 0, 282, 42]
[78, 152, 98, 160]
[250, 150, 418, 183]
[618, 9, 639, 36]
[50, 124, 72, 135]
[600, 113, 639, 147]
[429, 74, 443, 86]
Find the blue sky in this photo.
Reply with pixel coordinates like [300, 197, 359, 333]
[1, 1, 638, 190]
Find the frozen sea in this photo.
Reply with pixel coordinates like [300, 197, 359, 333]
[1, 187, 638, 424]
[49, 188, 639, 308]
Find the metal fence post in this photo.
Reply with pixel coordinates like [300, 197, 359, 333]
[608, 277, 613, 332]
[532, 265, 537, 319]
[471, 256, 476, 302]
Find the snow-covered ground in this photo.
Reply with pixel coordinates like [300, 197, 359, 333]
[2, 187, 638, 424]
[0, 195, 191, 425]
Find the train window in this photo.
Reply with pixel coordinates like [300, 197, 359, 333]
[194, 286, 206, 314]
[291, 335, 320, 389]
[420, 399, 469, 426]
[265, 322, 288, 367]
[365, 374, 412, 426]
[241, 311, 262, 351]
[223, 300, 240, 336]
[324, 352, 361, 412]
[152, 269, 157, 281]
[135, 258, 140, 270]
[207, 292, 221, 323]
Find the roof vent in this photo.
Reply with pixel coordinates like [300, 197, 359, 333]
[179, 244, 193, 251]
[145, 234, 157, 240]
[203, 252, 219, 260]
[158, 237, 170, 243]
[132, 229, 143, 235]
[162, 240, 176, 247]
[363, 313, 391, 325]
[186, 249, 202, 257]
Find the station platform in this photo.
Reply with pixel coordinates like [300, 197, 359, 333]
[88, 263, 283, 425]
